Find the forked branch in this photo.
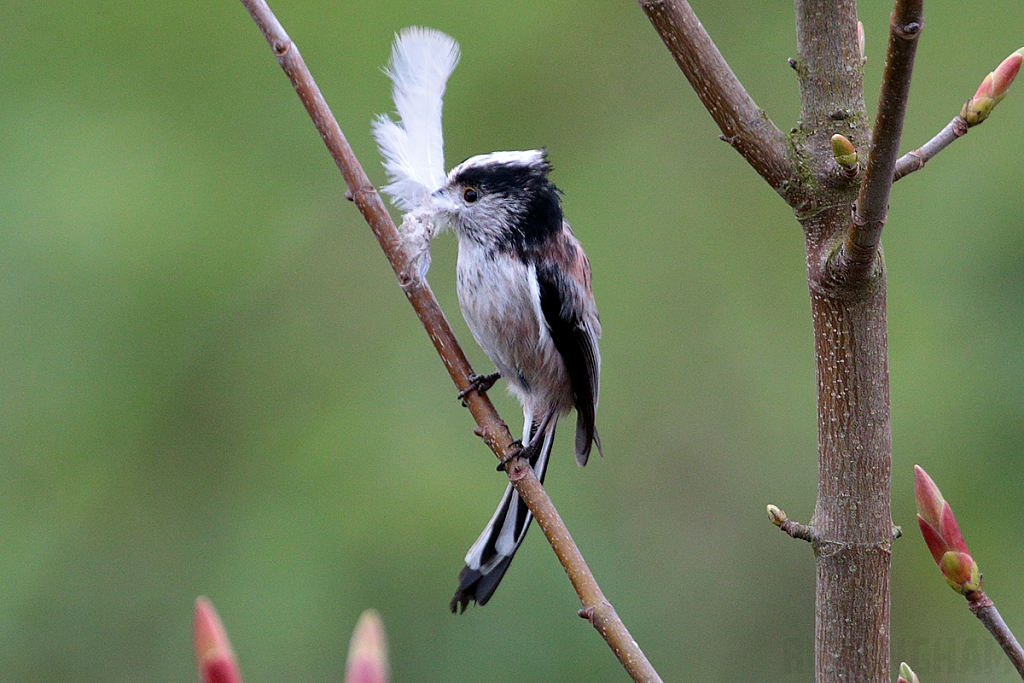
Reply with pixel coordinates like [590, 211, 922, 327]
[237, 2, 663, 681]
[638, 0, 795, 197]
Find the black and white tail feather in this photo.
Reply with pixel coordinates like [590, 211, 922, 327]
[452, 417, 557, 611]
[373, 28, 602, 613]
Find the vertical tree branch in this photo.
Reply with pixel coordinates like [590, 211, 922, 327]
[644, 3, 899, 683]
[638, 0, 796, 197]
[793, 5, 897, 683]
[805, 239, 895, 683]
[844, 0, 923, 278]
[793, 0, 866, 132]
[645, 5, 1023, 683]
[237, 2, 663, 681]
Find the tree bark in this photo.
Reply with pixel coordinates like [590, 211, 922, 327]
[794, 3, 898, 682]
[641, 0, 903, 677]
[805, 215, 894, 683]
[792, 3, 913, 682]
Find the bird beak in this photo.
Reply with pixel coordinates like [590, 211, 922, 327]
[430, 187, 457, 214]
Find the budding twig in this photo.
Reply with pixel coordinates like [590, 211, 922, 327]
[766, 505, 819, 543]
[915, 466, 1024, 680]
[236, 2, 663, 681]
[894, 49, 1023, 182]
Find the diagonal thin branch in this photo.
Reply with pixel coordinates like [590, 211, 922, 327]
[638, 0, 795, 198]
[967, 590, 1024, 680]
[892, 115, 968, 181]
[846, 0, 923, 275]
[237, 2, 664, 682]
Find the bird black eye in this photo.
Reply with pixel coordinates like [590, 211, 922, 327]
[463, 187, 479, 203]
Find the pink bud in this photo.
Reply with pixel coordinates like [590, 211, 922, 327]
[913, 465, 944, 527]
[917, 514, 948, 565]
[961, 48, 1024, 126]
[193, 597, 243, 683]
[914, 466, 982, 595]
[343, 610, 390, 683]
[992, 49, 1024, 102]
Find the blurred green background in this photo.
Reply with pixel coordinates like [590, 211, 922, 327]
[2, 1, 1023, 681]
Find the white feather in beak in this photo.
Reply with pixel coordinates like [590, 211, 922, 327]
[372, 27, 460, 212]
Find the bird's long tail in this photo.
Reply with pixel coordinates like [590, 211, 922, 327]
[450, 415, 557, 612]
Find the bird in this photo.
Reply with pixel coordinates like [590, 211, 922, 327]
[431, 149, 602, 611]
[370, 28, 601, 612]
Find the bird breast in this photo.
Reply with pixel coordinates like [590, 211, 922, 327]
[455, 239, 571, 412]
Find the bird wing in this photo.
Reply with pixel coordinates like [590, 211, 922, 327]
[532, 224, 601, 465]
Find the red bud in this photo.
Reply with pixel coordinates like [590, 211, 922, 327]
[913, 465, 944, 527]
[913, 466, 981, 594]
[193, 597, 243, 683]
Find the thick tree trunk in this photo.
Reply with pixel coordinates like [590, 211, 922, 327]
[642, 2, 911, 682]
[805, 213, 894, 683]
[794, 2, 898, 681]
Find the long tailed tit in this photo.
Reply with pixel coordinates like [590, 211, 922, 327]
[434, 150, 602, 612]
[372, 28, 601, 613]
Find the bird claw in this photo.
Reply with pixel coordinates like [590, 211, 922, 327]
[496, 439, 526, 471]
[458, 372, 501, 405]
